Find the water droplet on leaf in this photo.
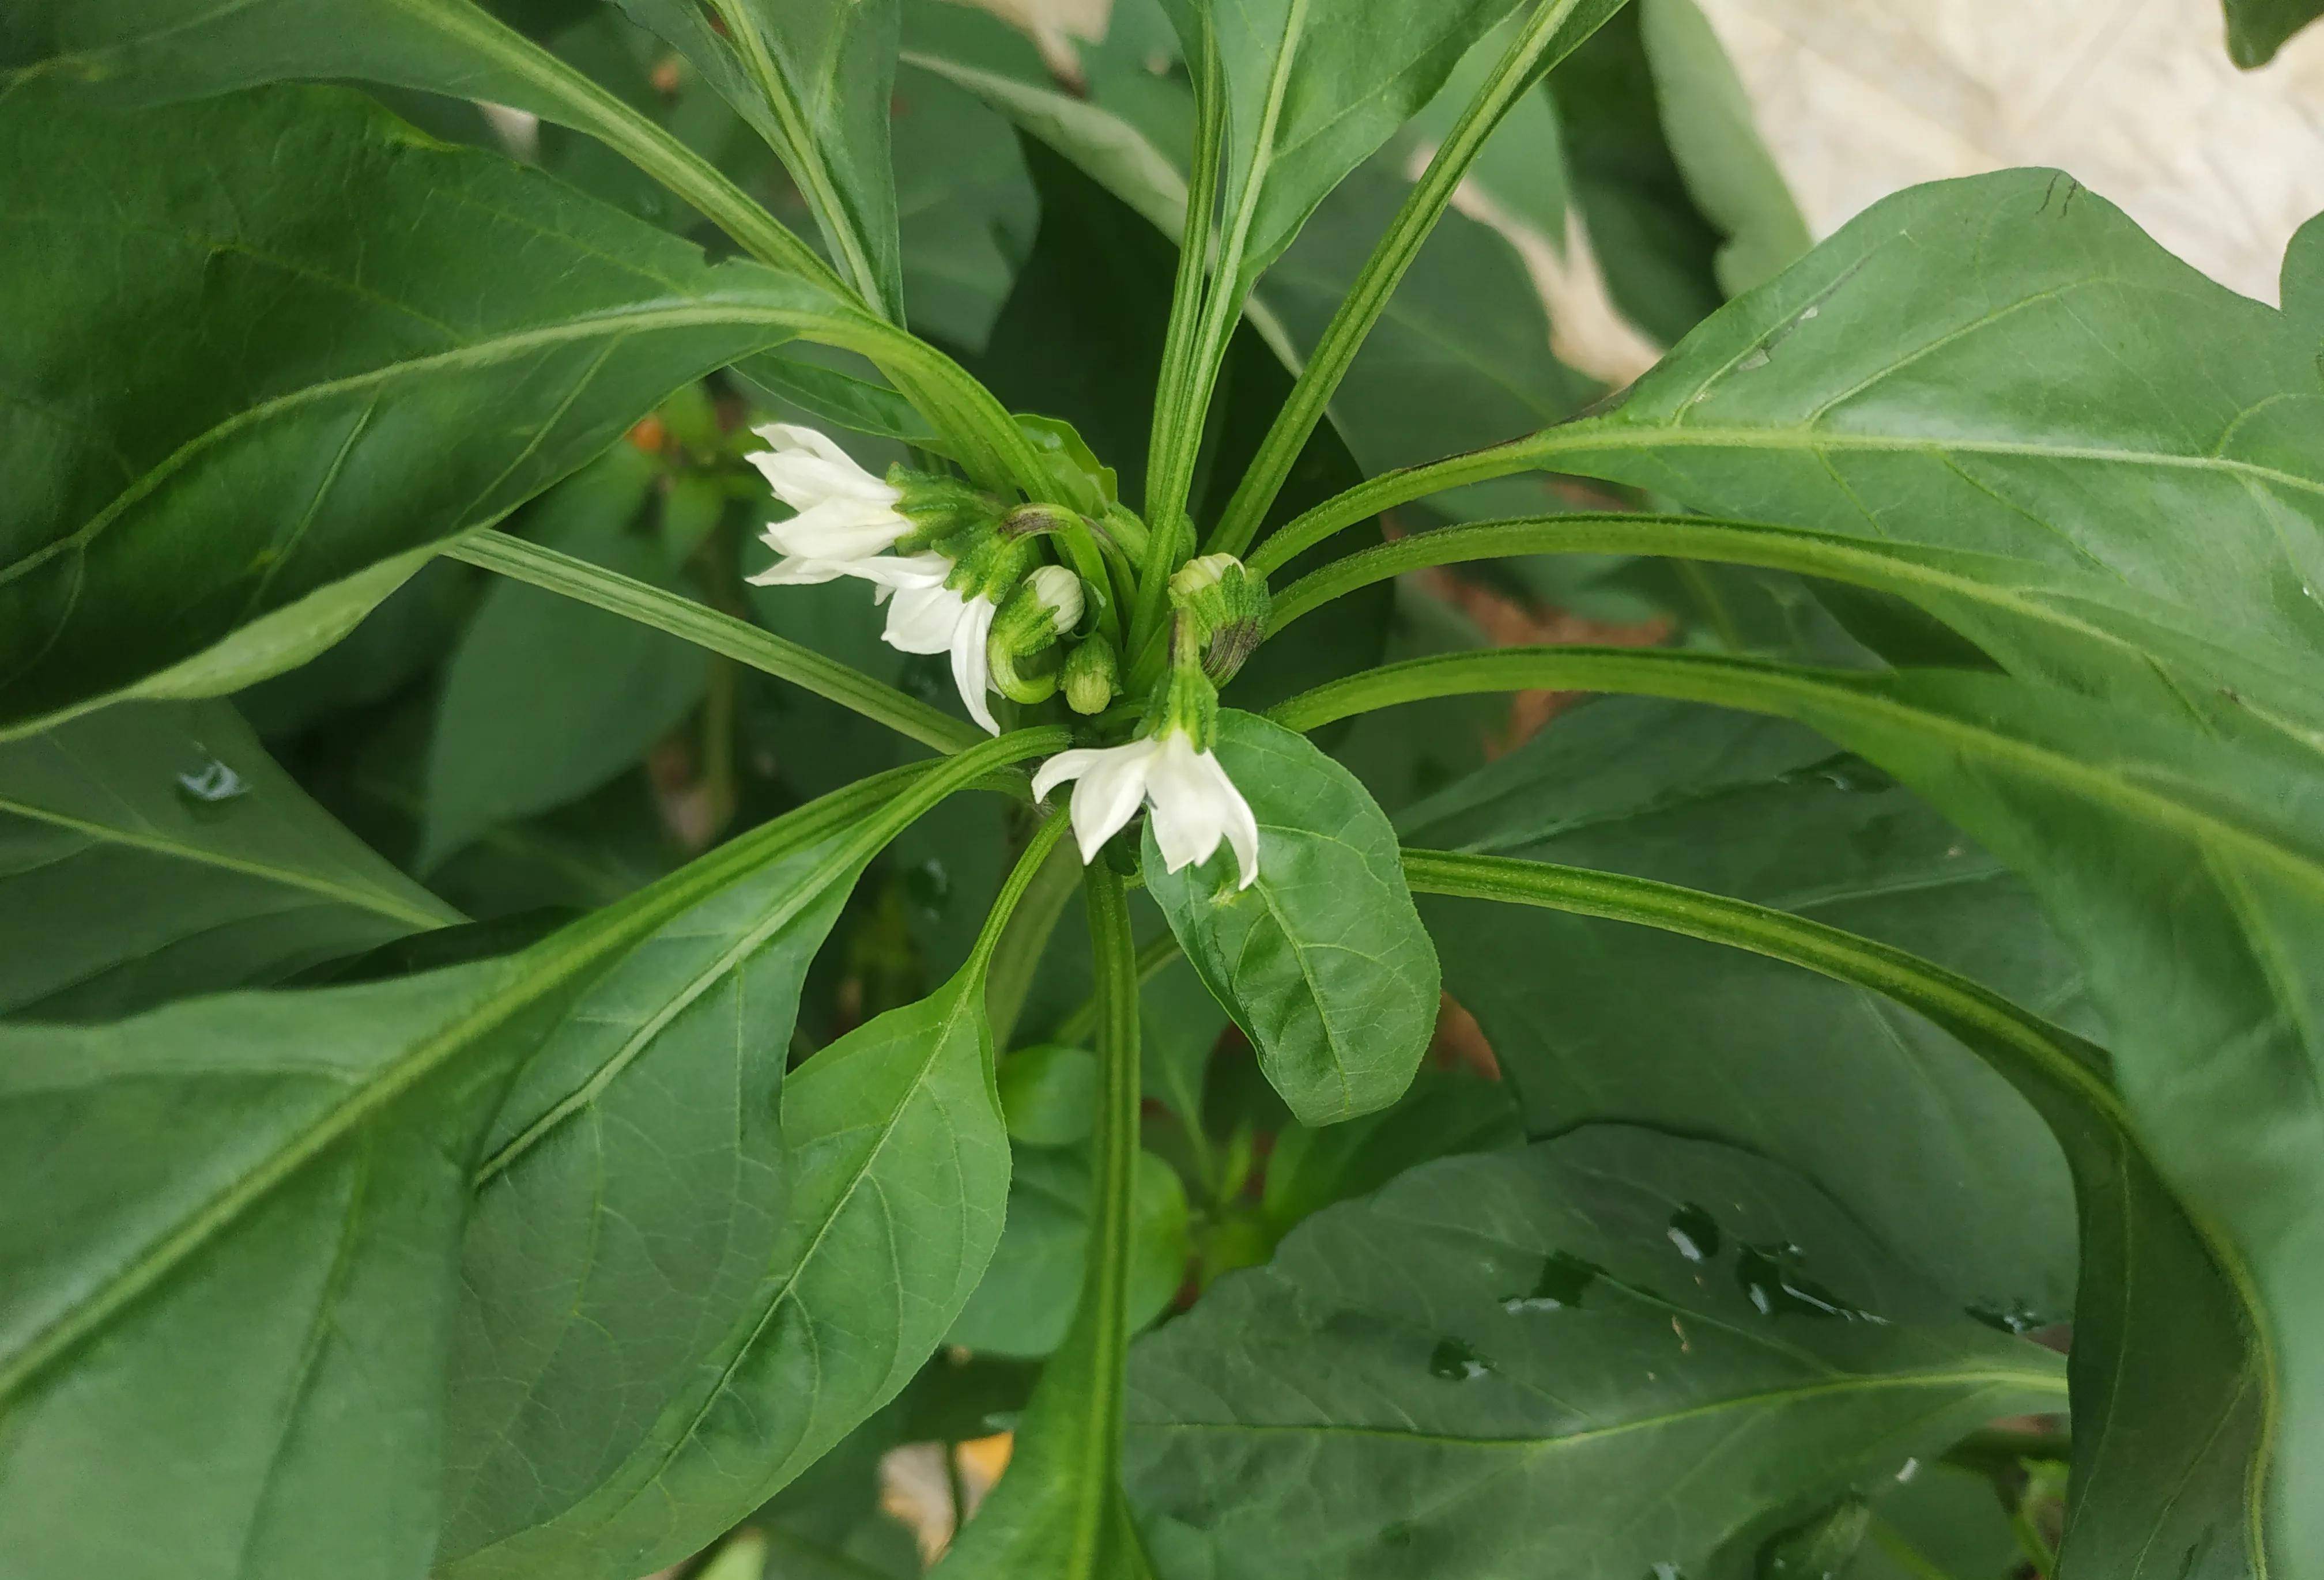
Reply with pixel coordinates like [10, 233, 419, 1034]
[176, 757, 249, 810]
[1736, 1242, 1883, 1322]
[1428, 1337, 1492, 1381]
[1501, 1251, 1604, 1313]
[1966, 1299, 2048, 1335]
[1667, 1203, 1722, 1263]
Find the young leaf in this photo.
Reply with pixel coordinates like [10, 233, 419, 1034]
[1143, 710, 1440, 1127]
[1150, 0, 1529, 293]
[1124, 1127, 2068, 1579]
[0, 700, 456, 1019]
[0, 85, 825, 739]
[441, 811, 1072, 1580]
[2223, 0, 2324, 66]
[608, 0, 907, 313]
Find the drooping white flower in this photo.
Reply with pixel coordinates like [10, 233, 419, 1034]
[877, 553, 1002, 736]
[1032, 728, 1259, 889]
[743, 423, 915, 585]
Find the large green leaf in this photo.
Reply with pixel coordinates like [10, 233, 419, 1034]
[442, 811, 1069, 1580]
[1404, 696, 2082, 1313]
[608, 0, 906, 313]
[1, 0, 831, 282]
[0, 85, 842, 739]
[1143, 710, 1439, 1128]
[1124, 1127, 2067, 1579]
[0, 729, 1052, 1580]
[2224, 0, 2324, 65]
[1152, 0, 1530, 292]
[0, 700, 455, 1020]
[1525, 171, 2324, 660]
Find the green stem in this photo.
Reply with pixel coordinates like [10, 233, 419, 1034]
[448, 528, 983, 754]
[703, 0, 896, 317]
[1210, 0, 1605, 560]
[387, 0, 843, 292]
[1051, 931, 1184, 1046]
[1398, 848, 2124, 1125]
[1271, 645, 2324, 901]
[1134, 24, 1228, 658]
[1262, 513, 2156, 668]
[1244, 436, 1538, 578]
[983, 817, 1084, 1048]
[1080, 861, 1145, 1494]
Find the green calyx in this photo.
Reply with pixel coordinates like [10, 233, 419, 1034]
[1063, 633, 1120, 715]
[1168, 553, 1270, 685]
[990, 566, 1087, 704]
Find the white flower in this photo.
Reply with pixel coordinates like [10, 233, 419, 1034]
[877, 553, 1002, 736]
[1032, 728, 1260, 889]
[743, 423, 914, 584]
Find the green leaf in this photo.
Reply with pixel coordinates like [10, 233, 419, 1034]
[1404, 697, 2081, 1313]
[1143, 710, 1439, 1127]
[1123, 1127, 2067, 1579]
[442, 806, 1071, 1580]
[2224, 0, 2324, 65]
[421, 459, 705, 867]
[933, 865, 1156, 1580]
[609, 0, 907, 313]
[1634, 0, 1809, 295]
[947, 1143, 1190, 1359]
[1152, 0, 1527, 292]
[0, 729, 1056, 1580]
[1260, 1067, 1520, 1239]
[5, 0, 835, 283]
[0, 85, 851, 740]
[0, 700, 456, 1020]
[1520, 171, 2324, 660]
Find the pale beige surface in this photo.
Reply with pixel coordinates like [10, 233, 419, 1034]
[961, 0, 2324, 303]
[1691, 0, 2324, 301]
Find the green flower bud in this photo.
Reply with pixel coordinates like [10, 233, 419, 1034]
[1167, 553, 1271, 685]
[987, 565, 1085, 704]
[1063, 633, 1120, 715]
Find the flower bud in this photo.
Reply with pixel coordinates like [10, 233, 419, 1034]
[1167, 553, 1270, 685]
[1063, 633, 1120, 715]
[987, 564, 1086, 704]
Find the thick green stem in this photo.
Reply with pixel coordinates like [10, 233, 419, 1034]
[1399, 847, 2122, 1120]
[448, 528, 983, 754]
[1210, 0, 1604, 560]
[1077, 861, 1145, 1496]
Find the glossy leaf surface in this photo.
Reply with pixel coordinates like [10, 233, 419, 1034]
[0, 700, 455, 1020]
[1125, 1127, 2066, 1579]
[0, 86, 814, 738]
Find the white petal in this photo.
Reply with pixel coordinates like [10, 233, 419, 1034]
[1067, 742, 1158, 863]
[950, 595, 999, 735]
[882, 581, 969, 654]
[745, 425, 899, 511]
[745, 554, 851, 587]
[1032, 747, 1108, 803]
[1194, 749, 1263, 890]
[846, 551, 952, 591]
[1145, 732, 1229, 874]
[763, 496, 910, 560]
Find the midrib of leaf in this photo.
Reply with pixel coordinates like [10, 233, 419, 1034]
[0, 731, 1057, 1408]
[0, 792, 455, 931]
[1141, 1364, 2067, 1451]
[0, 300, 810, 591]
